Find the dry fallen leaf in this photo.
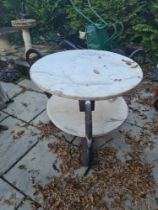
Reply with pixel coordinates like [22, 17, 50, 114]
[34, 133, 156, 210]
[37, 121, 60, 140]
[33, 77, 157, 209]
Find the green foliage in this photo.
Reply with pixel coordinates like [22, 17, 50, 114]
[131, 0, 158, 62]
[1, 0, 158, 62]
[0, 0, 67, 42]
[0, 0, 20, 26]
[65, 0, 143, 34]
[66, 0, 158, 62]
[25, 0, 67, 41]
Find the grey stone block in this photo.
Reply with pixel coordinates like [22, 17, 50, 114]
[32, 111, 74, 143]
[127, 102, 157, 129]
[31, 110, 50, 126]
[95, 130, 132, 162]
[143, 135, 158, 163]
[3, 91, 47, 122]
[0, 179, 23, 210]
[0, 117, 39, 175]
[0, 111, 8, 122]
[125, 85, 157, 129]
[18, 79, 43, 93]
[4, 136, 61, 204]
[119, 122, 145, 139]
[1, 82, 23, 98]
[57, 131, 75, 143]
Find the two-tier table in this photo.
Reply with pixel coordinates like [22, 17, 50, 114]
[30, 49, 143, 166]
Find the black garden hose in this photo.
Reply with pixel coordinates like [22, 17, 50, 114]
[26, 48, 43, 66]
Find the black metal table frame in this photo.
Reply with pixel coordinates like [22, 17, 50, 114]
[79, 100, 95, 166]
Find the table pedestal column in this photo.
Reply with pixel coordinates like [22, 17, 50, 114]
[81, 100, 94, 166]
[47, 96, 128, 167]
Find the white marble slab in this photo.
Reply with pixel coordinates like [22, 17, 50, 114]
[0, 117, 38, 175]
[47, 96, 128, 137]
[3, 91, 47, 122]
[0, 179, 23, 210]
[30, 50, 143, 100]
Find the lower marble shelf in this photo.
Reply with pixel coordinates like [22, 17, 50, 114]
[47, 95, 128, 137]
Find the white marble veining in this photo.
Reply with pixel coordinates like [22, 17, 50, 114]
[47, 96, 128, 137]
[30, 50, 143, 100]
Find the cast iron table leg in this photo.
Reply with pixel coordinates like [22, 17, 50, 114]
[81, 100, 94, 166]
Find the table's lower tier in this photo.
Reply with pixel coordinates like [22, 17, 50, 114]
[47, 96, 128, 137]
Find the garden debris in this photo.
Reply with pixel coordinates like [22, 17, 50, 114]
[131, 64, 138, 68]
[124, 89, 138, 103]
[12, 130, 25, 140]
[34, 67, 158, 209]
[122, 59, 138, 68]
[29, 201, 39, 210]
[21, 102, 28, 107]
[37, 122, 60, 140]
[18, 165, 27, 170]
[137, 96, 153, 106]
[34, 133, 156, 210]
[150, 119, 158, 135]
[48, 136, 81, 174]
[0, 198, 14, 206]
[123, 129, 155, 157]
[122, 58, 134, 65]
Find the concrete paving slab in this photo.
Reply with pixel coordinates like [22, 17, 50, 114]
[18, 79, 43, 93]
[143, 135, 158, 163]
[119, 122, 157, 162]
[1, 82, 23, 99]
[0, 117, 39, 175]
[95, 130, 132, 162]
[56, 131, 75, 144]
[153, 165, 158, 184]
[0, 179, 23, 210]
[125, 82, 157, 128]
[126, 100, 157, 129]
[4, 136, 61, 204]
[3, 91, 47, 122]
[31, 110, 50, 126]
[31, 110, 74, 143]
[119, 121, 147, 139]
[65, 128, 131, 162]
[0, 111, 8, 122]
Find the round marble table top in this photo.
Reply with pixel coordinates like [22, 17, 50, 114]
[30, 49, 143, 100]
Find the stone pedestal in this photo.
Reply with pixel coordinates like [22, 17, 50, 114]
[11, 19, 36, 54]
[22, 28, 32, 52]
